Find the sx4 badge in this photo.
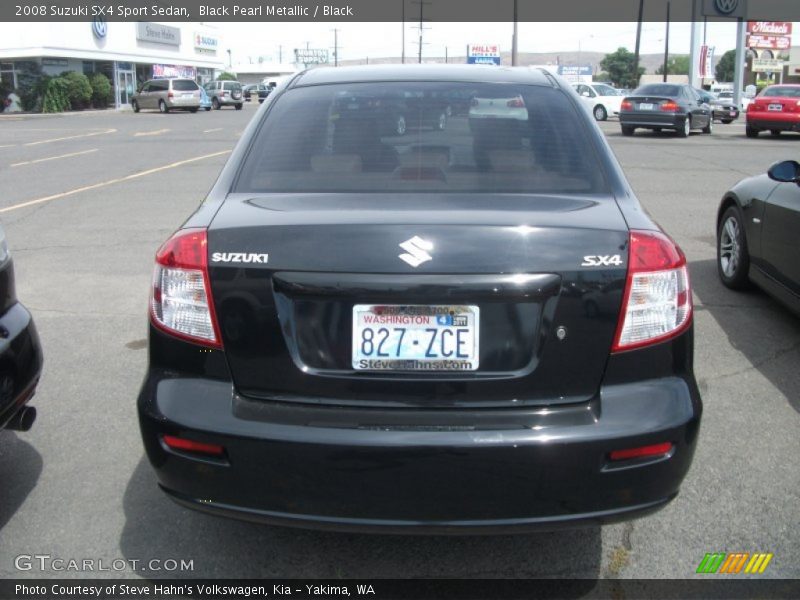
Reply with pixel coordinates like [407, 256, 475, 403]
[581, 255, 623, 267]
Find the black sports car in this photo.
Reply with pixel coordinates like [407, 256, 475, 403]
[138, 65, 702, 533]
[0, 223, 43, 433]
[620, 83, 713, 137]
[717, 160, 800, 315]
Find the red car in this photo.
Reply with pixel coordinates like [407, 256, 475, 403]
[746, 84, 800, 138]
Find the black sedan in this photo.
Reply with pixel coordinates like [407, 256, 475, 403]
[0, 223, 43, 433]
[620, 83, 713, 137]
[717, 160, 800, 316]
[695, 89, 740, 124]
[138, 65, 701, 534]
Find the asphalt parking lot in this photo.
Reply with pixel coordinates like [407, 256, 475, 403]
[0, 103, 798, 580]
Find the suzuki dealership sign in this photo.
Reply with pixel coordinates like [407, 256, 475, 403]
[194, 32, 219, 54]
[467, 44, 500, 65]
[747, 21, 792, 50]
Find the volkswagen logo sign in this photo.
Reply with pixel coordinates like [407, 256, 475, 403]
[714, 0, 739, 15]
[92, 16, 107, 39]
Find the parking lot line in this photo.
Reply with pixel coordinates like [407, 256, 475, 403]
[11, 148, 98, 168]
[203, 128, 223, 133]
[23, 128, 116, 146]
[133, 128, 170, 137]
[0, 150, 231, 214]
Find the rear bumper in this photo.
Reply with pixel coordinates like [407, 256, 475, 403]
[138, 372, 702, 533]
[746, 113, 800, 131]
[0, 302, 43, 429]
[619, 112, 684, 128]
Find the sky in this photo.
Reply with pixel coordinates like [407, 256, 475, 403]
[214, 20, 783, 66]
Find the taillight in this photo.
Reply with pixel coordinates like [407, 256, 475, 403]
[660, 101, 679, 112]
[612, 230, 692, 352]
[620, 100, 633, 110]
[167, 91, 174, 99]
[150, 228, 222, 348]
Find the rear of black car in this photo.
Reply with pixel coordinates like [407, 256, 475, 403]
[620, 83, 711, 137]
[138, 66, 701, 533]
[0, 224, 43, 432]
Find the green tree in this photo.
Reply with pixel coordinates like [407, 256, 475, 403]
[600, 47, 645, 88]
[656, 55, 690, 75]
[42, 77, 70, 113]
[59, 71, 93, 109]
[715, 50, 736, 82]
[89, 73, 112, 108]
[216, 71, 237, 81]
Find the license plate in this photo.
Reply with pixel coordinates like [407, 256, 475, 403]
[639, 103, 654, 110]
[182, 93, 192, 98]
[730, 110, 736, 116]
[352, 304, 479, 371]
[768, 103, 783, 111]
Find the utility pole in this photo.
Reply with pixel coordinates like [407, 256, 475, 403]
[511, 0, 518, 66]
[411, 0, 431, 63]
[662, 2, 670, 82]
[332, 28, 339, 66]
[401, 0, 405, 64]
[633, 0, 644, 88]
[278, 45, 282, 63]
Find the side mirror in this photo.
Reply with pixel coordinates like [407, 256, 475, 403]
[767, 160, 800, 183]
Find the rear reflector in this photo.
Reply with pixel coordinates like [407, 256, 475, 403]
[163, 435, 225, 457]
[150, 228, 222, 348]
[610, 442, 673, 461]
[612, 230, 692, 352]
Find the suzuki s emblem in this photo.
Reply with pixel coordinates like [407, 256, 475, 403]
[398, 236, 433, 267]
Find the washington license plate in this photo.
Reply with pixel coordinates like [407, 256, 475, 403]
[352, 305, 479, 371]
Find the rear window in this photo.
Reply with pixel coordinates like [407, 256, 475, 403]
[172, 79, 199, 91]
[761, 86, 800, 98]
[224, 82, 242, 91]
[634, 84, 681, 96]
[234, 82, 606, 194]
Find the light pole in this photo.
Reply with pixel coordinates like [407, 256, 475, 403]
[226, 48, 232, 69]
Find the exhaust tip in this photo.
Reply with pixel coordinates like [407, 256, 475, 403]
[6, 406, 36, 432]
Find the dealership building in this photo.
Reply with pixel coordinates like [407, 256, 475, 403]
[0, 21, 226, 109]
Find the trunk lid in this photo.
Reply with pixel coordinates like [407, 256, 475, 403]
[207, 193, 630, 408]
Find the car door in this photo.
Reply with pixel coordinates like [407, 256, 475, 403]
[761, 182, 800, 295]
[687, 87, 710, 126]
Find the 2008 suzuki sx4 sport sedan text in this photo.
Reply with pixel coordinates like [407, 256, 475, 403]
[138, 65, 701, 534]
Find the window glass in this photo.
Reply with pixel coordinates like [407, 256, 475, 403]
[172, 79, 199, 91]
[234, 82, 606, 194]
[635, 84, 681, 97]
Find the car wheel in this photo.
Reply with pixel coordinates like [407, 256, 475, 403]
[395, 115, 407, 136]
[745, 126, 759, 138]
[436, 112, 447, 130]
[717, 206, 751, 290]
[593, 105, 607, 121]
[212, 98, 220, 110]
[189, 107, 199, 113]
[158, 100, 168, 113]
[204, 106, 211, 111]
[721, 119, 732, 124]
[621, 125, 635, 136]
[702, 117, 713, 134]
[235, 103, 243, 110]
[131, 100, 139, 113]
[770, 130, 781, 137]
[678, 116, 691, 137]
